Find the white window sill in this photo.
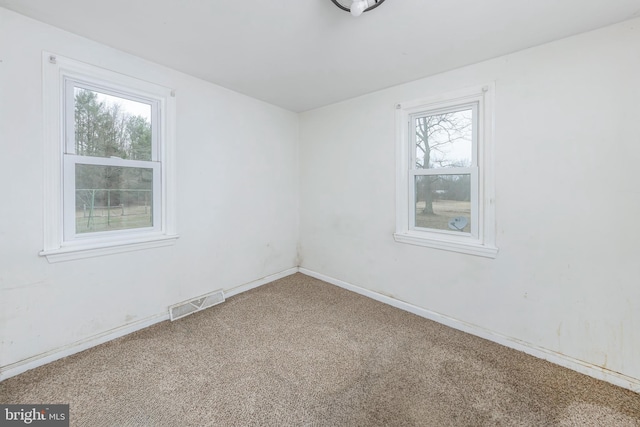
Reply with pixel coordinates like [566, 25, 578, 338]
[40, 234, 179, 263]
[393, 232, 498, 258]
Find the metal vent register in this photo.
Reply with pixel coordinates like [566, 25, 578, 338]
[169, 290, 225, 321]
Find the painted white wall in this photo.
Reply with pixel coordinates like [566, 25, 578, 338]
[2, 4, 639, 389]
[0, 8, 298, 369]
[299, 18, 640, 381]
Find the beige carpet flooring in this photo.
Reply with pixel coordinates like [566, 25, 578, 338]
[1, 273, 639, 426]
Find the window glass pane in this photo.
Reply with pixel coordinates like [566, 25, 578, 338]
[415, 174, 471, 232]
[415, 108, 473, 169]
[74, 88, 152, 160]
[75, 164, 153, 234]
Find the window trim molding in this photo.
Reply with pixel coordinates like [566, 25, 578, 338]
[40, 52, 178, 263]
[394, 84, 497, 258]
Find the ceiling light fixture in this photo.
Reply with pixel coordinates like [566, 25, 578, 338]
[330, 0, 386, 17]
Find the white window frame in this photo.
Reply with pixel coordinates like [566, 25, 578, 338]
[40, 53, 178, 262]
[394, 84, 497, 258]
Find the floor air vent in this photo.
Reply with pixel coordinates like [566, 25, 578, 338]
[169, 290, 225, 321]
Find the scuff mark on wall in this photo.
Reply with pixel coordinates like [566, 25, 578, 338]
[295, 242, 303, 266]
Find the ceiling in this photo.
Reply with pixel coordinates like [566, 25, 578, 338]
[2, 0, 639, 112]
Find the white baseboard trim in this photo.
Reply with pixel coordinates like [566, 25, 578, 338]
[224, 267, 299, 298]
[0, 312, 169, 382]
[1, 267, 299, 382]
[298, 268, 640, 394]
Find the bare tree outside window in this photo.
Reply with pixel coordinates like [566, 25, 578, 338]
[395, 86, 496, 257]
[414, 109, 473, 232]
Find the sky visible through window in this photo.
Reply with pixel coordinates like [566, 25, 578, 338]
[416, 108, 473, 169]
[92, 91, 151, 121]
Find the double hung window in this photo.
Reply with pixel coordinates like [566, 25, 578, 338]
[63, 80, 160, 239]
[41, 53, 177, 262]
[395, 85, 497, 257]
